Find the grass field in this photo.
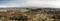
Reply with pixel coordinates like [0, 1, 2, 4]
[0, 8, 60, 21]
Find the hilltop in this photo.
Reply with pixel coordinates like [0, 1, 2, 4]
[0, 8, 60, 21]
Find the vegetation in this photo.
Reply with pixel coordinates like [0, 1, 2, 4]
[9, 15, 28, 21]
[0, 8, 60, 21]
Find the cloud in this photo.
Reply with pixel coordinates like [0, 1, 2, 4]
[0, 0, 60, 8]
[0, 5, 7, 8]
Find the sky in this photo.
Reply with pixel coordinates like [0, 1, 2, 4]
[0, 0, 60, 8]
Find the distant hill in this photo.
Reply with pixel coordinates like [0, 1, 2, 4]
[0, 7, 60, 13]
